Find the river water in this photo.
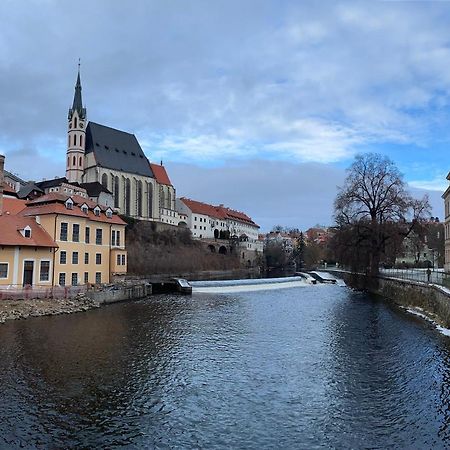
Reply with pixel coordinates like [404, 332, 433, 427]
[1, 281, 450, 449]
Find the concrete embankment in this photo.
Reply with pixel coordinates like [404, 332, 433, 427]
[331, 270, 450, 328]
[0, 283, 153, 324]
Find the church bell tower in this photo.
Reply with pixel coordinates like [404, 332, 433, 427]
[66, 63, 87, 183]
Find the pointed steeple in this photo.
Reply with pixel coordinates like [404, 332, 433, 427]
[69, 60, 86, 119]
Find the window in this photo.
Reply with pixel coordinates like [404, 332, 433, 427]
[71, 273, 78, 286]
[59, 273, 66, 286]
[84, 272, 89, 284]
[84, 252, 89, 264]
[111, 230, 116, 246]
[80, 135, 83, 147]
[194, 225, 197, 229]
[95, 272, 101, 284]
[106, 209, 112, 218]
[60, 223, 68, 241]
[0, 263, 8, 279]
[94, 206, 101, 217]
[79, 156, 82, 166]
[24, 228, 31, 238]
[85, 226, 90, 243]
[72, 224, 80, 242]
[81, 205, 88, 214]
[96, 229, 102, 245]
[116, 231, 121, 246]
[121, 254, 126, 265]
[74, 134, 77, 146]
[60, 251, 67, 264]
[74, 117, 77, 128]
[72, 252, 79, 264]
[40, 261, 50, 281]
[96, 253, 102, 265]
[117, 254, 121, 265]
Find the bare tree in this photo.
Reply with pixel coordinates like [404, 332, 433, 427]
[333, 153, 430, 276]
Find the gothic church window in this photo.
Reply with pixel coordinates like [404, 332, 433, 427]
[74, 117, 78, 128]
[125, 178, 131, 216]
[73, 156, 76, 166]
[136, 180, 143, 217]
[114, 176, 120, 208]
[147, 182, 153, 218]
[74, 134, 77, 146]
[101, 174, 108, 189]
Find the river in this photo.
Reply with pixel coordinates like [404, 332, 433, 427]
[1, 280, 450, 449]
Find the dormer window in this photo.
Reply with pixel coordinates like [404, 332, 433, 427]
[94, 206, 101, 217]
[65, 198, 74, 210]
[21, 226, 32, 238]
[81, 204, 89, 214]
[106, 208, 113, 218]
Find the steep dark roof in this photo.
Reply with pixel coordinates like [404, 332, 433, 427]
[17, 182, 44, 199]
[78, 182, 112, 197]
[36, 177, 68, 190]
[85, 122, 153, 177]
[4, 170, 26, 185]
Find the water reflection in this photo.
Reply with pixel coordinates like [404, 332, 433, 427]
[0, 285, 449, 448]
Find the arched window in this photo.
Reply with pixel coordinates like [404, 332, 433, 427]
[159, 186, 165, 209]
[101, 173, 108, 189]
[74, 134, 77, 146]
[67, 156, 70, 166]
[73, 156, 76, 166]
[80, 135, 83, 147]
[167, 188, 172, 210]
[74, 117, 78, 128]
[79, 156, 82, 167]
[136, 180, 143, 217]
[125, 178, 131, 216]
[114, 176, 120, 208]
[68, 135, 70, 146]
[147, 182, 153, 218]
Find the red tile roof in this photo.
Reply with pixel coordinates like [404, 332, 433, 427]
[150, 163, 172, 186]
[0, 215, 57, 248]
[180, 198, 226, 220]
[2, 197, 27, 215]
[22, 193, 126, 225]
[180, 198, 259, 227]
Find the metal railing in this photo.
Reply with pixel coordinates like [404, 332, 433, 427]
[379, 268, 450, 288]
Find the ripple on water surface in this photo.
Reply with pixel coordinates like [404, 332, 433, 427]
[0, 283, 450, 448]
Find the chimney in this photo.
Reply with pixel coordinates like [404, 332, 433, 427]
[0, 154, 4, 216]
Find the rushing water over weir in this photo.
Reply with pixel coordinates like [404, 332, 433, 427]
[1, 278, 450, 448]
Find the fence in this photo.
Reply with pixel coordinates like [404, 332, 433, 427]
[0, 285, 87, 301]
[378, 268, 450, 288]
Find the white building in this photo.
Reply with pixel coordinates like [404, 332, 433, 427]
[443, 173, 450, 271]
[176, 198, 263, 262]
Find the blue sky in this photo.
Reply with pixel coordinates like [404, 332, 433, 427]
[0, 0, 448, 230]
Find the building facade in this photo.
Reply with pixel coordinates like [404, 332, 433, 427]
[443, 173, 450, 271]
[65, 68, 175, 223]
[0, 155, 128, 288]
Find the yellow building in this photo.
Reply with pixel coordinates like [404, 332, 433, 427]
[0, 214, 57, 287]
[21, 193, 127, 286]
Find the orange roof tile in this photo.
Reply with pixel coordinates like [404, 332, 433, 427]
[2, 197, 27, 215]
[180, 198, 226, 219]
[180, 198, 259, 227]
[22, 193, 126, 225]
[150, 163, 172, 186]
[0, 215, 57, 248]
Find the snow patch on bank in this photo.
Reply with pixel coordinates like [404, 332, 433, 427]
[402, 306, 450, 337]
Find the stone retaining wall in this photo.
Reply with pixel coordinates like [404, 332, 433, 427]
[333, 270, 450, 328]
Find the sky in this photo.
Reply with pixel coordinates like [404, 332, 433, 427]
[0, 0, 448, 231]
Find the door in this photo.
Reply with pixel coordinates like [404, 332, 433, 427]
[23, 261, 34, 286]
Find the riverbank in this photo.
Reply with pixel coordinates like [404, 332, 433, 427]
[329, 269, 450, 329]
[0, 293, 100, 324]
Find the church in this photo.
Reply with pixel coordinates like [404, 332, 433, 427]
[65, 68, 177, 223]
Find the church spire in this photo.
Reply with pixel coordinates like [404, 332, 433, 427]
[69, 60, 86, 119]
